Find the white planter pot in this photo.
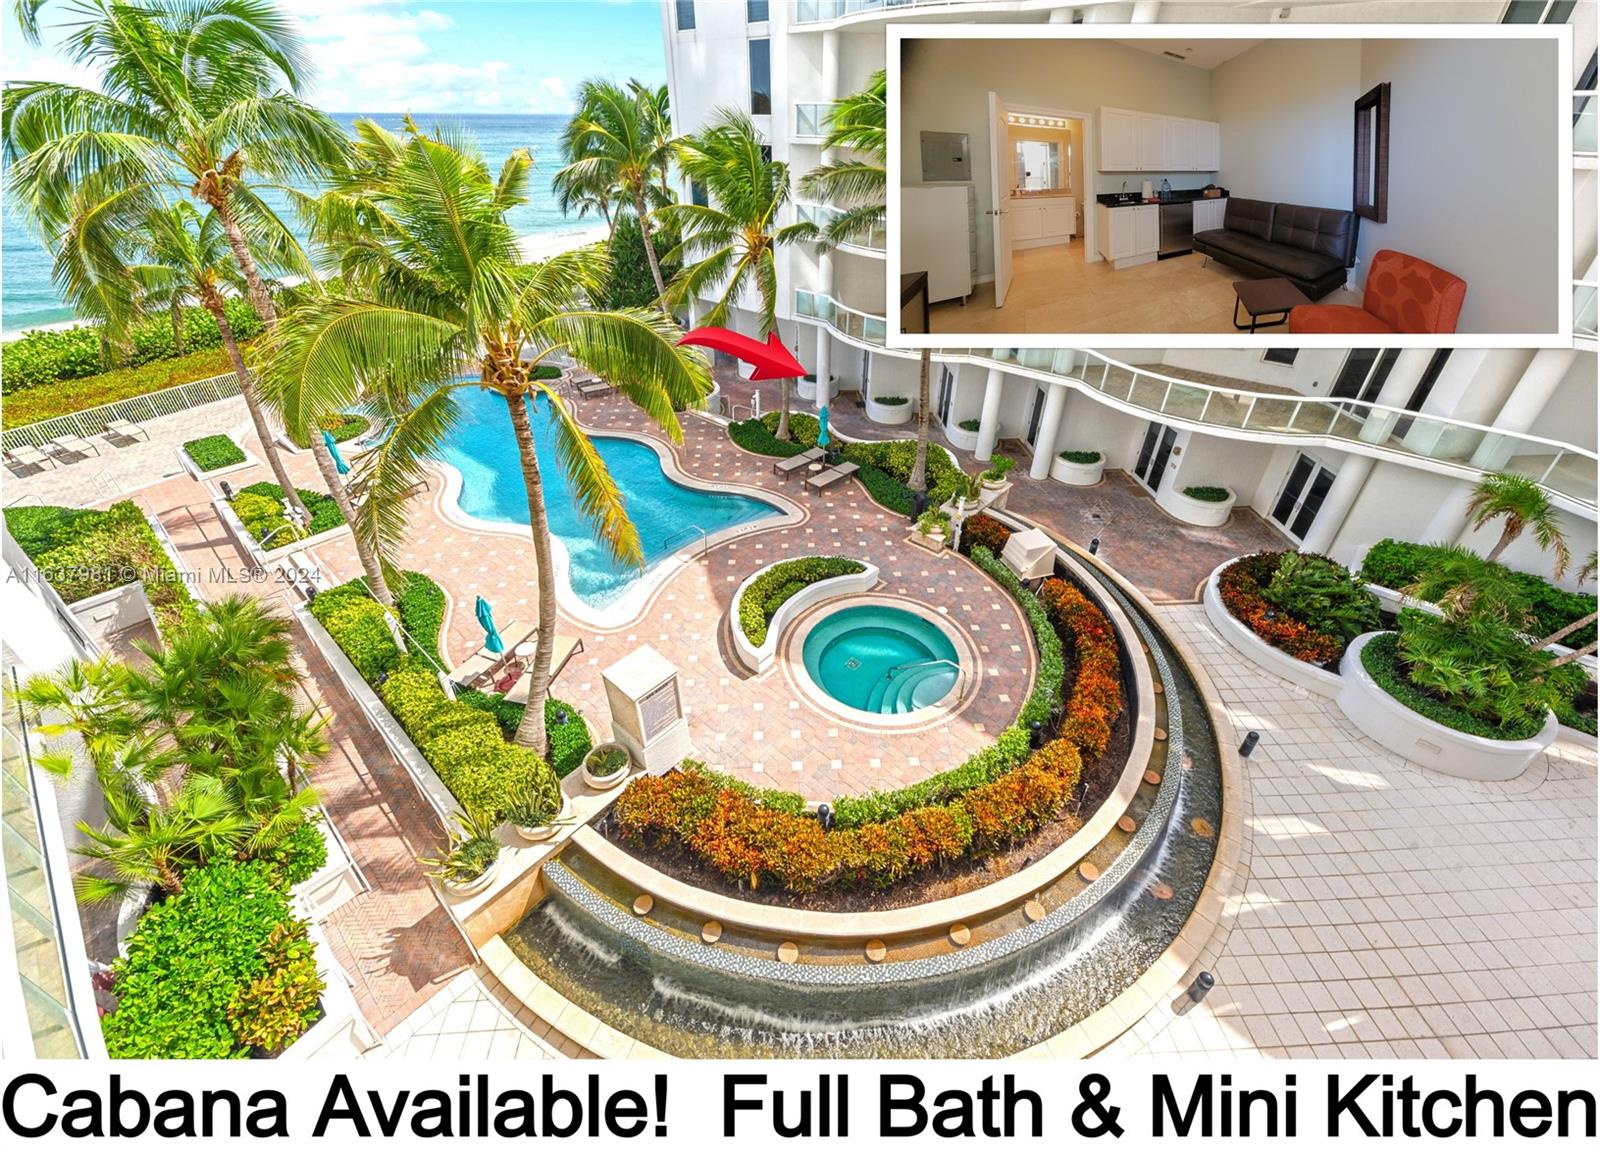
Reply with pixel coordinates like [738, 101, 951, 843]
[911, 531, 947, 553]
[730, 560, 881, 673]
[442, 859, 499, 897]
[1050, 454, 1104, 487]
[945, 423, 980, 453]
[1337, 632, 1559, 781]
[865, 396, 913, 425]
[582, 743, 634, 790]
[1163, 486, 1236, 527]
[514, 792, 573, 843]
[797, 377, 816, 402]
[1202, 560, 1342, 698]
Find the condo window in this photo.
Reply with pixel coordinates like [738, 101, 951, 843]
[749, 39, 772, 115]
[675, 0, 695, 31]
[690, 179, 708, 207]
[747, 0, 770, 21]
[1263, 349, 1298, 366]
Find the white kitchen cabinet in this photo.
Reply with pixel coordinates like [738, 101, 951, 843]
[1136, 114, 1167, 171]
[1012, 202, 1043, 241]
[1095, 202, 1158, 268]
[1134, 203, 1159, 254]
[1192, 197, 1228, 234]
[1165, 118, 1195, 171]
[1193, 120, 1220, 171]
[1098, 107, 1139, 172]
[1040, 199, 1075, 239]
[1010, 196, 1076, 250]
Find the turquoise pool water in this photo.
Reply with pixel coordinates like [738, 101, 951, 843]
[436, 387, 781, 607]
[801, 604, 960, 715]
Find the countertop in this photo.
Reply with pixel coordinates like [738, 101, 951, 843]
[1010, 190, 1078, 200]
[1095, 188, 1228, 208]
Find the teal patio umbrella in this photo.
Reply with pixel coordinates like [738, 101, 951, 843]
[817, 405, 831, 451]
[475, 596, 505, 654]
[322, 429, 350, 475]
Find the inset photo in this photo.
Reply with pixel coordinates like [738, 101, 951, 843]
[890, 24, 1572, 347]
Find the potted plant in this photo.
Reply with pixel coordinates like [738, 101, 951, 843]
[797, 372, 836, 402]
[1166, 484, 1237, 527]
[866, 392, 912, 426]
[1051, 449, 1103, 487]
[979, 454, 1015, 490]
[945, 417, 981, 452]
[505, 777, 571, 844]
[581, 742, 633, 790]
[421, 808, 502, 896]
[913, 509, 950, 551]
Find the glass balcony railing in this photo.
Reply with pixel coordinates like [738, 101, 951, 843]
[1576, 282, 1598, 342]
[795, 203, 886, 252]
[794, 288, 1599, 509]
[1577, 94, 1597, 156]
[794, 103, 839, 140]
[795, 0, 980, 24]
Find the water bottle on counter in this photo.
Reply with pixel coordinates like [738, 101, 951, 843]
[1160, 178, 1172, 198]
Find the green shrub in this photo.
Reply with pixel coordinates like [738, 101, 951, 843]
[102, 860, 310, 1059]
[873, 394, 909, 405]
[316, 596, 401, 683]
[1360, 538, 1596, 648]
[2, 505, 89, 555]
[958, 419, 980, 432]
[231, 482, 342, 545]
[225, 920, 323, 1054]
[0, 346, 238, 429]
[737, 556, 866, 645]
[261, 819, 329, 887]
[182, 434, 246, 472]
[602, 212, 681, 310]
[530, 364, 562, 381]
[1183, 485, 1232, 503]
[1362, 629, 1554, 741]
[979, 454, 1015, 483]
[1260, 551, 1380, 645]
[545, 698, 593, 777]
[286, 412, 368, 450]
[1058, 450, 1101, 465]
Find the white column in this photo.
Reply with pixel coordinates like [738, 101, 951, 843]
[815, 249, 834, 410]
[975, 368, 1005, 462]
[1468, 348, 1578, 471]
[1028, 385, 1069, 479]
[1356, 348, 1436, 445]
[821, 30, 839, 101]
[1421, 481, 1476, 547]
[1298, 453, 1375, 558]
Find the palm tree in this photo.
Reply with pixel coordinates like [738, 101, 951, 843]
[661, 109, 816, 440]
[1465, 472, 1571, 577]
[1536, 549, 1598, 663]
[557, 79, 674, 305]
[3, 0, 352, 521]
[629, 80, 674, 200]
[260, 125, 711, 752]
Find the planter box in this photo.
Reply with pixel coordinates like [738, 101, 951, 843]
[865, 395, 913, 426]
[1163, 485, 1236, 527]
[1202, 561, 1342, 698]
[730, 560, 880, 673]
[909, 531, 947, 554]
[944, 423, 981, 453]
[1337, 631, 1558, 781]
[212, 495, 352, 568]
[178, 440, 257, 481]
[1050, 454, 1104, 487]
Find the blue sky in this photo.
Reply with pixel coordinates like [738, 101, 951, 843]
[3, 0, 668, 115]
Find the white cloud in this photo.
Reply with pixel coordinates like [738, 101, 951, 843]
[527, 77, 574, 115]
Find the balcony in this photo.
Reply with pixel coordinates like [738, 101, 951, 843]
[794, 0, 991, 25]
[796, 202, 886, 254]
[1578, 93, 1597, 164]
[794, 289, 1598, 511]
[1576, 282, 1598, 347]
[794, 102, 840, 141]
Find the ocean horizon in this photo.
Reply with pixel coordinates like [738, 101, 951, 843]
[2, 111, 591, 336]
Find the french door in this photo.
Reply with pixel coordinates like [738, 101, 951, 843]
[1026, 387, 1046, 446]
[936, 365, 955, 426]
[1134, 421, 1177, 493]
[1271, 453, 1337, 541]
[1329, 348, 1399, 412]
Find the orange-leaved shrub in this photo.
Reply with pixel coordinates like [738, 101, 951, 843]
[1217, 552, 1343, 665]
[1038, 578, 1125, 760]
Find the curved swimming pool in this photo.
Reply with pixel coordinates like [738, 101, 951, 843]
[800, 604, 960, 715]
[435, 387, 781, 607]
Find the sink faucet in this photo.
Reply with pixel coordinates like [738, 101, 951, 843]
[1121, 180, 1128, 194]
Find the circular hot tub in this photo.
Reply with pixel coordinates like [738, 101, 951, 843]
[800, 603, 963, 717]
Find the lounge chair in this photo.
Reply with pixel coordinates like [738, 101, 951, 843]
[4, 444, 57, 471]
[576, 376, 610, 400]
[45, 433, 100, 459]
[772, 448, 825, 478]
[104, 418, 148, 442]
[446, 623, 585, 704]
[805, 461, 860, 495]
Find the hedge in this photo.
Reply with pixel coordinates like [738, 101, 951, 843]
[1183, 485, 1232, 503]
[1217, 552, 1344, 666]
[1058, 450, 1101, 465]
[1360, 630, 1547, 741]
[182, 434, 246, 473]
[1, 297, 262, 394]
[309, 575, 562, 819]
[102, 860, 319, 1059]
[5, 501, 193, 632]
[456, 690, 594, 778]
[0, 346, 238, 430]
[1360, 538, 1596, 649]
[736, 556, 865, 646]
[230, 482, 343, 546]
[286, 412, 369, 450]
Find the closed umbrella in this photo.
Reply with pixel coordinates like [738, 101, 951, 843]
[322, 429, 350, 475]
[817, 405, 830, 452]
[475, 596, 505, 654]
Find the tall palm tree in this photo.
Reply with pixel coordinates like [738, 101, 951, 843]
[1537, 549, 1597, 662]
[3, 0, 351, 520]
[557, 79, 674, 305]
[261, 125, 711, 751]
[661, 109, 816, 440]
[1465, 472, 1571, 577]
[629, 79, 674, 200]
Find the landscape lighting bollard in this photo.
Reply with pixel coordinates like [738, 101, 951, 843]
[1239, 731, 1260, 758]
[1088, 536, 1100, 555]
[1171, 971, 1215, 1016]
[816, 803, 834, 832]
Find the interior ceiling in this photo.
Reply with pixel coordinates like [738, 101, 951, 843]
[1116, 39, 1265, 69]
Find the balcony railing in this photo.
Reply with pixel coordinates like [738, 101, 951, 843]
[1576, 282, 1598, 343]
[1578, 93, 1597, 158]
[794, 288, 1598, 510]
[794, 0, 984, 24]
[794, 102, 840, 140]
[796, 202, 886, 252]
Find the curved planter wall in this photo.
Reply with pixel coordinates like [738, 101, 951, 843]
[1202, 561, 1342, 698]
[1337, 632, 1559, 781]
[865, 396, 913, 426]
[944, 423, 980, 453]
[1161, 486, 1236, 527]
[1050, 455, 1104, 487]
[730, 561, 880, 673]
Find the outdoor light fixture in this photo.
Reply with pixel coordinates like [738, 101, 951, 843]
[816, 803, 834, 832]
[1172, 971, 1216, 1016]
[1088, 537, 1100, 555]
[1239, 731, 1260, 758]
[220, 480, 234, 499]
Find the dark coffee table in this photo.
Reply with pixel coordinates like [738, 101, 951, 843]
[1232, 277, 1310, 332]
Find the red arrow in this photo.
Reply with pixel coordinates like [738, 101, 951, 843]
[676, 326, 805, 381]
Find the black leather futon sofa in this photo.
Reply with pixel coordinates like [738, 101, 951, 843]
[1191, 198, 1359, 300]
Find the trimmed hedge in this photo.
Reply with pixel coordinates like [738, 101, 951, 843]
[230, 482, 343, 547]
[1, 346, 237, 429]
[1058, 450, 1101, 465]
[5, 501, 193, 632]
[872, 395, 909, 405]
[287, 412, 369, 450]
[1183, 485, 1232, 503]
[1360, 538, 1596, 649]
[182, 434, 246, 473]
[102, 860, 319, 1059]
[1360, 630, 1546, 741]
[736, 556, 866, 646]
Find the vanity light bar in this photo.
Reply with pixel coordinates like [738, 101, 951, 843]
[1006, 113, 1069, 128]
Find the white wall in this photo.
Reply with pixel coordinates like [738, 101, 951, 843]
[1523, 356, 1600, 454]
[1356, 37, 1560, 334]
[1212, 39, 1361, 208]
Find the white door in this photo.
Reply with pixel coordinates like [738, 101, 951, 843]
[1108, 209, 1134, 260]
[987, 90, 1014, 308]
[1166, 118, 1195, 171]
[1137, 114, 1167, 170]
[1135, 205, 1160, 255]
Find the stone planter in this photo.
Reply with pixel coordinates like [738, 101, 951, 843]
[1202, 560, 1342, 698]
[797, 374, 835, 403]
[910, 530, 946, 553]
[179, 440, 257, 481]
[1050, 453, 1104, 487]
[945, 422, 980, 453]
[1163, 485, 1236, 527]
[730, 560, 880, 673]
[1337, 632, 1559, 781]
[865, 395, 913, 425]
[441, 859, 499, 897]
[581, 742, 634, 790]
[515, 792, 573, 843]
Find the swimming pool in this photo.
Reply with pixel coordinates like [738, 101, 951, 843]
[800, 604, 961, 715]
[435, 387, 781, 607]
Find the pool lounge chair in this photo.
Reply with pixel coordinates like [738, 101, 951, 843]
[805, 461, 859, 495]
[576, 375, 610, 400]
[4, 444, 56, 471]
[772, 448, 825, 478]
[447, 623, 585, 703]
[46, 433, 100, 459]
[104, 418, 149, 442]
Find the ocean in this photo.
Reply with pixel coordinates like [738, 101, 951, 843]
[1, 112, 594, 335]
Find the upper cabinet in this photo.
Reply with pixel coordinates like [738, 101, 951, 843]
[1098, 107, 1220, 172]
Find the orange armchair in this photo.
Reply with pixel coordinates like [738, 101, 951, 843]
[1288, 249, 1466, 334]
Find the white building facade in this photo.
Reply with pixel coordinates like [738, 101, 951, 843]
[660, 0, 1598, 587]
